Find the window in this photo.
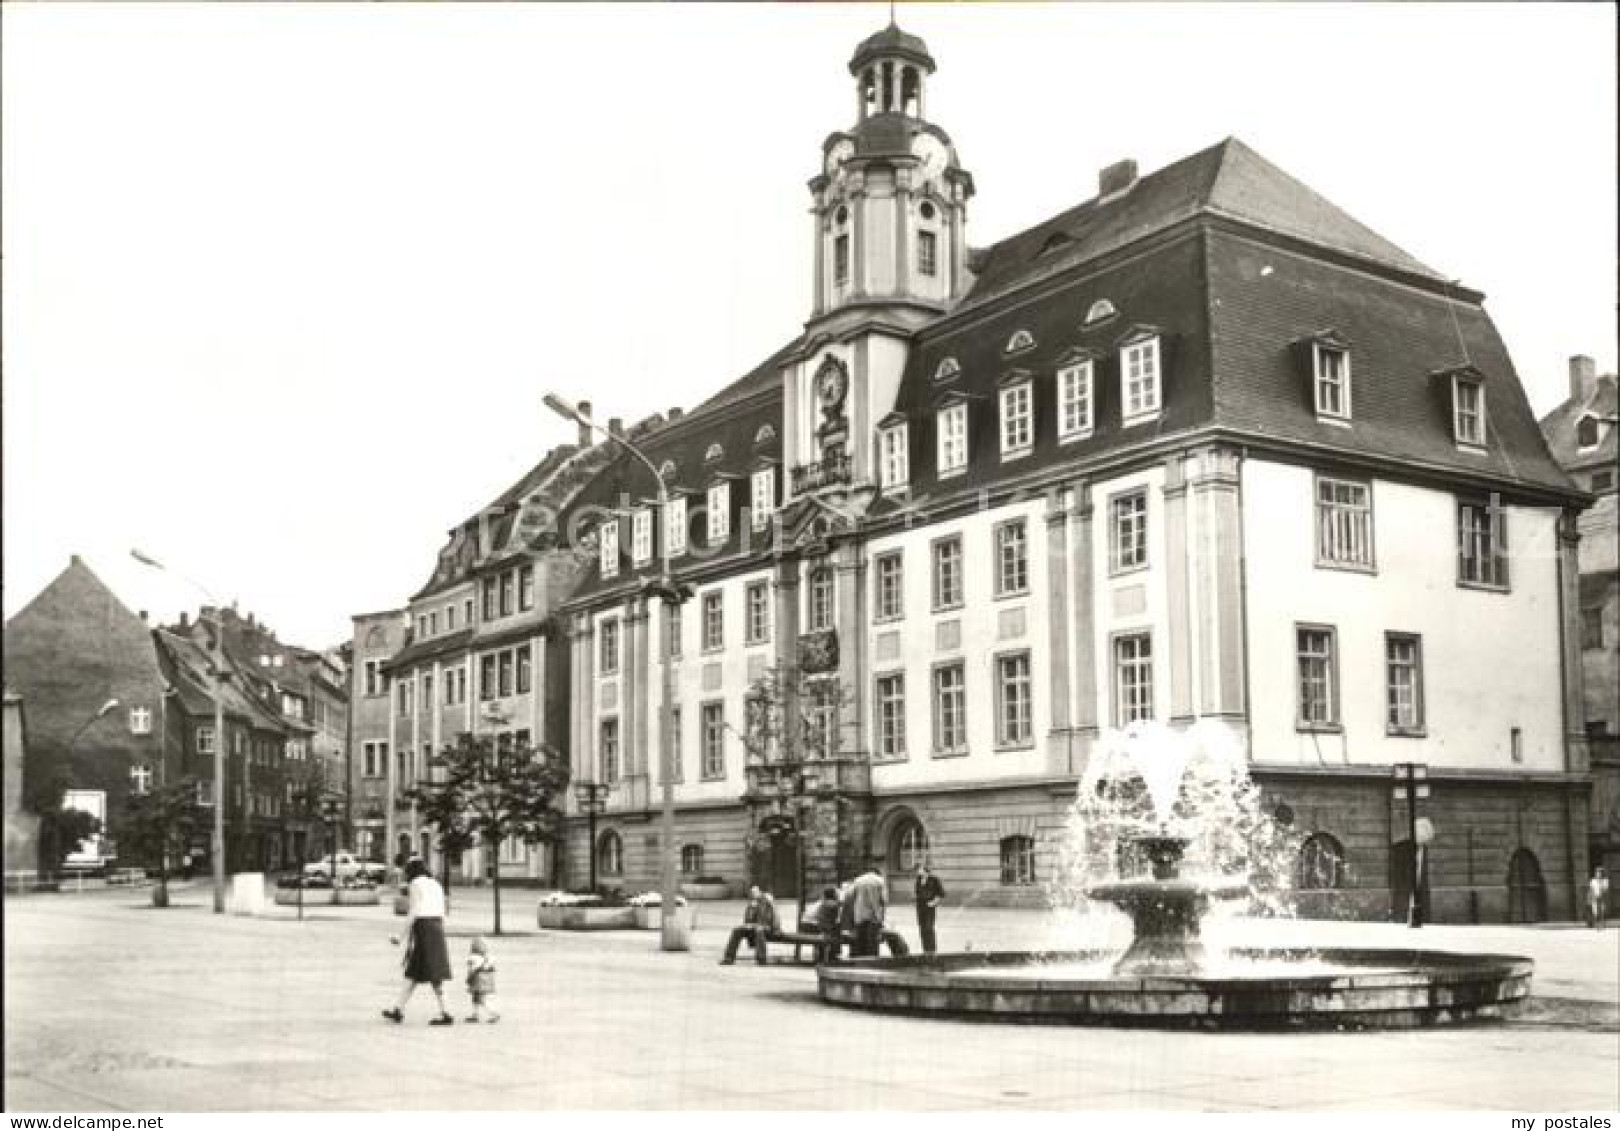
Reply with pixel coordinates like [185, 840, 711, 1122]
[680, 844, 704, 876]
[446, 604, 457, 632]
[1004, 329, 1035, 355]
[397, 681, 412, 717]
[700, 703, 725, 779]
[517, 647, 532, 695]
[937, 403, 968, 476]
[1295, 626, 1338, 729]
[996, 653, 1033, 747]
[879, 424, 909, 489]
[834, 234, 850, 286]
[751, 468, 776, 531]
[498, 650, 514, 697]
[917, 229, 937, 276]
[1576, 415, 1601, 450]
[480, 654, 496, 701]
[874, 552, 904, 620]
[666, 602, 683, 659]
[599, 519, 620, 579]
[932, 663, 967, 754]
[1457, 498, 1509, 589]
[364, 660, 387, 697]
[418, 616, 428, 638]
[128, 707, 152, 735]
[130, 763, 152, 794]
[465, 597, 474, 626]
[363, 741, 386, 778]
[702, 591, 724, 651]
[1583, 607, 1605, 651]
[1000, 835, 1036, 885]
[1120, 336, 1162, 424]
[1453, 377, 1486, 447]
[1595, 470, 1615, 492]
[1084, 299, 1116, 325]
[1316, 477, 1374, 569]
[895, 819, 928, 871]
[1057, 360, 1094, 441]
[933, 357, 960, 383]
[195, 779, 215, 807]
[597, 830, 623, 877]
[1297, 833, 1346, 890]
[482, 577, 497, 620]
[995, 520, 1029, 597]
[600, 618, 620, 675]
[707, 483, 730, 544]
[876, 673, 906, 759]
[1385, 633, 1424, 734]
[599, 718, 620, 785]
[1114, 633, 1154, 724]
[808, 568, 834, 632]
[499, 571, 515, 617]
[746, 581, 771, 645]
[667, 706, 683, 782]
[429, 611, 439, 636]
[754, 425, 776, 447]
[705, 443, 725, 464]
[1000, 381, 1033, 457]
[444, 670, 457, 706]
[1110, 491, 1148, 572]
[1313, 344, 1351, 420]
[632, 509, 653, 565]
[932, 536, 964, 610]
[666, 497, 688, 556]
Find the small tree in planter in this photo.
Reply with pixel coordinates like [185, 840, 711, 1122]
[408, 734, 571, 935]
[32, 774, 101, 883]
[115, 777, 201, 907]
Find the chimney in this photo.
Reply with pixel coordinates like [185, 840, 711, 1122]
[179, 611, 190, 629]
[1569, 354, 1597, 401]
[1098, 159, 1138, 199]
[139, 610, 148, 624]
[608, 417, 624, 438]
[576, 400, 594, 448]
[70, 554, 83, 567]
[668, 407, 684, 422]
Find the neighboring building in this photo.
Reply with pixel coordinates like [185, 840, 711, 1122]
[3, 690, 39, 880]
[554, 24, 1591, 922]
[1539, 354, 1619, 874]
[349, 608, 406, 865]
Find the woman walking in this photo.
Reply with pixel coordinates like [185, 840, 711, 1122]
[383, 858, 454, 1026]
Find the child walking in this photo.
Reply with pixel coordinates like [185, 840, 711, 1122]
[465, 936, 499, 1023]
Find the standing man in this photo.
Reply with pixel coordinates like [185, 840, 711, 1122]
[851, 861, 887, 958]
[914, 862, 945, 955]
[1589, 866, 1610, 928]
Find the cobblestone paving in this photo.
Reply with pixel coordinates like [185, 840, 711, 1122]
[5, 885, 1617, 1112]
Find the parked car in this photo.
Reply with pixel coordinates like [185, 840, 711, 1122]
[302, 852, 385, 883]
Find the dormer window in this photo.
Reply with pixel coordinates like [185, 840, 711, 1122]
[706, 482, 730, 544]
[1576, 415, 1601, 450]
[599, 519, 620, 579]
[937, 401, 968, 477]
[1056, 353, 1096, 442]
[879, 420, 909, 489]
[666, 496, 688, 556]
[753, 424, 776, 447]
[999, 374, 1033, 459]
[750, 467, 776, 531]
[631, 508, 653, 566]
[933, 357, 960, 384]
[659, 459, 678, 481]
[704, 443, 725, 464]
[1310, 335, 1352, 422]
[1118, 329, 1163, 426]
[1004, 329, 1035, 356]
[1452, 374, 1486, 448]
[1084, 299, 1116, 326]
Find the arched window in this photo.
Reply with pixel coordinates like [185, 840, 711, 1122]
[1085, 299, 1117, 325]
[1506, 847, 1546, 924]
[933, 357, 961, 383]
[891, 818, 929, 873]
[704, 443, 725, 464]
[597, 830, 624, 878]
[754, 424, 776, 446]
[680, 844, 704, 876]
[1000, 835, 1036, 885]
[1004, 329, 1035, 355]
[659, 459, 678, 480]
[1296, 833, 1346, 890]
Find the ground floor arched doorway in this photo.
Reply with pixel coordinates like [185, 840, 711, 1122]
[1506, 847, 1547, 924]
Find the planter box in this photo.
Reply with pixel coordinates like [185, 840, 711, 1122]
[680, 881, 731, 901]
[274, 888, 335, 907]
[536, 904, 638, 930]
[335, 888, 381, 906]
[633, 905, 697, 932]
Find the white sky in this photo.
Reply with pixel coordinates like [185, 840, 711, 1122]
[4, 2, 1615, 649]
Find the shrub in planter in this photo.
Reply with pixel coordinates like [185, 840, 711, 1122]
[679, 875, 731, 900]
[536, 889, 638, 929]
[628, 891, 690, 929]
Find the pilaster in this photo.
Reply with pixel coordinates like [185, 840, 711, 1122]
[1188, 444, 1246, 718]
[625, 596, 650, 782]
[1162, 454, 1194, 721]
[1069, 481, 1098, 742]
[1044, 486, 1074, 771]
[775, 555, 802, 759]
[1558, 510, 1591, 774]
[835, 541, 868, 759]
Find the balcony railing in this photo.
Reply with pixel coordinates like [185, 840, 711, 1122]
[791, 451, 852, 494]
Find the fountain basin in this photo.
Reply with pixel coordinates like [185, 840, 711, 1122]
[816, 948, 1533, 1029]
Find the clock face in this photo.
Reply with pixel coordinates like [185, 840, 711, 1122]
[816, 358, 849, 409]
[912, 133, 948, 182]
[825, 138, 855, 177]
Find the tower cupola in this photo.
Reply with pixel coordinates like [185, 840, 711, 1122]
[849, 23, 936, 120]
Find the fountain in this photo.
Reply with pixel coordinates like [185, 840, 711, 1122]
[817, 722, 1533, 1028]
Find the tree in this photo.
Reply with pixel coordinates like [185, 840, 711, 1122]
[117, 778, 201, 907]
[408, 734, 571, 935]
[31, 775, 101, 881]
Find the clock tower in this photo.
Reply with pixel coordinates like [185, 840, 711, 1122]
[783, 24, 974, 503]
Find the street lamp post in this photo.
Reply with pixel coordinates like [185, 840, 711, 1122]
[573, 781, 608, 893]
[132, 549, 229, 915]
[1393, 762, 1430, 928]
[546, 394, 688, 951]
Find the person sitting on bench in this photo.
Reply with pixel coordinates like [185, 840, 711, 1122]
[719, 886, 779, 965]
[809, 886, 843, 962]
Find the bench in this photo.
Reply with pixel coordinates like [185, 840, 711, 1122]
[764, 923, 832, 964]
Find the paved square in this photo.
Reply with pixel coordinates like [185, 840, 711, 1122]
[5, 885, 1617, 1112]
